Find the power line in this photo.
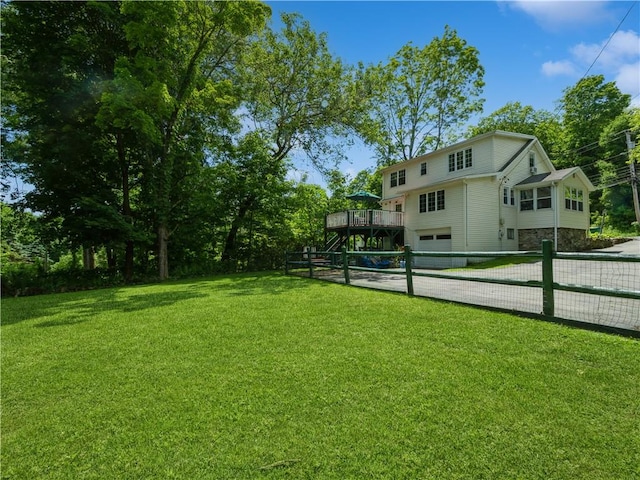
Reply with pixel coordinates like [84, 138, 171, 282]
[577, 1, 638, 83]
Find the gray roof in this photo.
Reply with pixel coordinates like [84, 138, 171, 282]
[515, 168, 578, 186]
[499, 139, 535, 172]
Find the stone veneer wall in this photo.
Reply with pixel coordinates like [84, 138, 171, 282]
[518, 228, 589, 251]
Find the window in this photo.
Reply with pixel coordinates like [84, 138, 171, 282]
[395, 204, 403, 212]
[449, 148, 473, 172]
[520, 189, 534, 211]
[420, 162, 427, 175]
[565, 187, 584, 211]
[436, 233, 451, 240]
[437, 190, 445, 210]
[427, 192, 436, 211]
[390, 169, 405, 188]
[398, 169, 406, 185]
[507, 228, 515, 240]
[537, 186, 551, 209]
[419, 235, 434, 241]
[464, 148, 473, 168]
[422, 189, 445, 212]
[520, 187, 552, 211]
[529, 152, 535, 168]
[503, 187, 515, 206]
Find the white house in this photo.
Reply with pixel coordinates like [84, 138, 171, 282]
[379, 131, 595, 267]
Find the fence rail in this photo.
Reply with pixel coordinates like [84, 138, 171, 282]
[285, 240, 640, 336]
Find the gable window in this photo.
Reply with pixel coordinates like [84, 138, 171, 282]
[449, 148, 473, 172]
[503, 187, 515, 206]
[420, 162, 427, 175]
[565, 187, 584, 211]
[520, 187, 552, 211]
[398, 169, 406, 185]
[529, 152, 536, 169]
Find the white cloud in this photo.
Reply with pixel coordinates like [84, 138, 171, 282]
[571, 30, 640, 69]
[542, 60, 578, 76]
[503, 0, 613, 30]
[541, 30, 640, 98]
[615, 61, 640, 97]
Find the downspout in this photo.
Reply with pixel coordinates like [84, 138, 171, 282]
[552, 182, 558, 250]
[498, 175, 508, 251]
[463, 180, 468, 249]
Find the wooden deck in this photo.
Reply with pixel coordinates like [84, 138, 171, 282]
[325, 210, 404, 230]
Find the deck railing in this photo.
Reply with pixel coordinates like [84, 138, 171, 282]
[326, 209, 404, 229]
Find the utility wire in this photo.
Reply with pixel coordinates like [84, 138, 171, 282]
[577, 1, 638, 83]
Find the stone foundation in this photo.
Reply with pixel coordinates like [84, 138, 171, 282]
[518, 228, 589, 251]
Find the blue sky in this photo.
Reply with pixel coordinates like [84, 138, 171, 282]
[266, 1, 640, 185]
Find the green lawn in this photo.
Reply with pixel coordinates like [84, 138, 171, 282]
[2, 272, 639, 479]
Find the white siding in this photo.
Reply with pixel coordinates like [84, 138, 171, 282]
[465, 178, 502, 251]
[557, 179, 591, 230]
[404, 184, 465, 251]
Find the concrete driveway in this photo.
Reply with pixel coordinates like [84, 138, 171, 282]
[310, 238, 640, 333]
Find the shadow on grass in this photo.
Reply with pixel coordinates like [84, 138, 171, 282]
[2, 271, 328, 326]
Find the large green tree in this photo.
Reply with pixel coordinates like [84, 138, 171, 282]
[2, 1, 130, 270]
[467, 102, 564, 162]
[217, 13, 362, 264]
[558, 75, 630, 177]
[360, 26, 485, 166]
[98, 0, 270, 279]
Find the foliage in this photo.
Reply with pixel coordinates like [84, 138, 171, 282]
[467, 101, 564, 162]
[360, 26, 484, 166]
[3, 273, 639, 479]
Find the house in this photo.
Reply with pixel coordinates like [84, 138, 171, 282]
[379, 130, 595, 267]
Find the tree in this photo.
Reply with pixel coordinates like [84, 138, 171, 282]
[218, 12, 362, 263]
[360, 26, 484, 166]
[2, 1, 131, 271]
[99, 0, 270, 280]
[596, 108, 640, 229]
[558, 75, 631, 177]
[467, 102, 564, 162]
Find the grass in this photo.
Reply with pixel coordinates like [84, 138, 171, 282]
[452, 255, 540, 270]
[2, 272, 639, 479]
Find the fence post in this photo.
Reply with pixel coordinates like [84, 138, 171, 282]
[342, 246, 350, 285]
[404, 244, 414, 296]
[542, 239, 555, 317]
[284, 251, 289, 275]
[308, 250, 313, 278]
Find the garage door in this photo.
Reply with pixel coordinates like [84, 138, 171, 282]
[415, 230, 452, 268]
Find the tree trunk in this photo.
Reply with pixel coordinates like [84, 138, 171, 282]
[158, 224, 169, 280]
[117, 133, 135, 283]
[82, 247, 95, 270]
[106, 247, 117, 269]
[221, 196, 255, 269]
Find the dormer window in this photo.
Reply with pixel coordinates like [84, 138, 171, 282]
[449, 148, 473, 172]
